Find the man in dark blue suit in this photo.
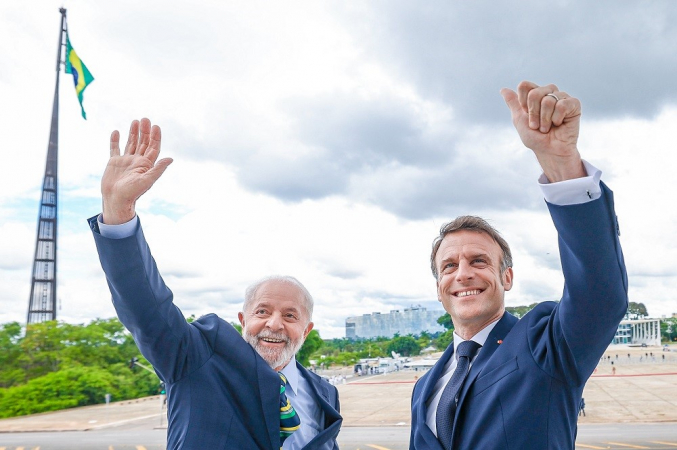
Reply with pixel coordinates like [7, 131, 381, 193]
[88, 119, 341, 449]
[410, 81, 628, 450]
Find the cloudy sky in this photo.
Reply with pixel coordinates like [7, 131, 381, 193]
[1, 1, 676, 339]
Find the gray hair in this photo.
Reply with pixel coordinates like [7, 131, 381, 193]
[243, 275, 314, 321]
[430, 215, 513, 280]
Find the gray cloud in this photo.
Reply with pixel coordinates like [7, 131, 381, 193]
[313, 260, 363, 280]
[239, 92, 447, 202]
[290, 94, 446, 169]
[347, 158, 541, 219]
[357, 289, 430, 303]
[514, 280, 562, 304]
[345, 1, 677, 123]
[165, 1, 671, 220]
[239, 152, 348, 200]
[628, 271, 677, 279]
[189, 92, 542, 219]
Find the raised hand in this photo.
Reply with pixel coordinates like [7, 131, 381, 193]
[102, 118, 173, 224]
[501, 81, 585, 182]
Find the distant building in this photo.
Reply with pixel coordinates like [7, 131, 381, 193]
[345, 305, 446, 339]
[612, 318, 661, 346]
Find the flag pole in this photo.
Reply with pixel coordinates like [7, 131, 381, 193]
[27, 8, 67, 324]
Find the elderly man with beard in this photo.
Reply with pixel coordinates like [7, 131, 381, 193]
[88, 118, 342, 450]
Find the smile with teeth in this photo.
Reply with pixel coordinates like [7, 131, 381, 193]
[455, 289, 482, 297]
[261, 337, 286, 344]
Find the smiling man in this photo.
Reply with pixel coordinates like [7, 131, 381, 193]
[88, 119, 341, 450]
[409, 81, 628, 450]
[240, 278, 315, 371]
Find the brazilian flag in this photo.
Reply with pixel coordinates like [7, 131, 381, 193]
[64, 33, 94, 119]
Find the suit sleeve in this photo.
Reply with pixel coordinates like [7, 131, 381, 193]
[528, 182, 628, 385]
[88, 216, 213, 383]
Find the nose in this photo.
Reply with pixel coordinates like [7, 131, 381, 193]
[265, 312, 284, 331]
[455, 259, 475, 281]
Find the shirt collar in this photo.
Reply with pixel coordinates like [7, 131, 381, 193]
[279, 356, 299, 395]
[452, 317, 500, 358]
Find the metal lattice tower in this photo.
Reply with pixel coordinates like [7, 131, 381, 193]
[27, 9, 67, 324]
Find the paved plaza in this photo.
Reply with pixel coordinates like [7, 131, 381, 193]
[0, 346, 675, 433]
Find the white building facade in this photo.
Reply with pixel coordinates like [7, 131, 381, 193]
[612, 318, 661, 346]
[345, 305, 446, 339]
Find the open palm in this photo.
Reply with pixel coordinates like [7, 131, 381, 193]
[102, 118, 173, 224]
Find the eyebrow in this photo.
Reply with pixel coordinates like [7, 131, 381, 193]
[439, 251, 493, 266]
[469, 252, 492, 260]
[251, 302, 301, 314]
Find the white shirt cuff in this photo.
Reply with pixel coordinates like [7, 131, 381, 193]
[538, 160, 602, 206]
[97, 214, 138, 239]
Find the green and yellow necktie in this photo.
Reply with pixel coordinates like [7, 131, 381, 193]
[279, 372, 300, 448]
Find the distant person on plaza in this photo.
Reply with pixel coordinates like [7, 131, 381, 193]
[88, 119, 341, 449]
[579, 398, 586, 417]
[409, 80, 628, 450]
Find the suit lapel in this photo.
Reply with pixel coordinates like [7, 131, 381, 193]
[296, 362, 342, 449]
[452, 312, 518, 434]
[419, 341, 455, 405]
[297, 362, 335, 411]
[415, 341, 456, 450]
[465, 312, 517, 386]
[260, 362, 282, 450]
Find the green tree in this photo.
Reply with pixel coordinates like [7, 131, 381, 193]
[356, 343, 386, 359]
[329, 352, 358, 367]
[661, 317, 677, 342]
[297, 329, 323, 366]
[438, 313, 453, 330]
[0, 319, 162, 419]
[435, 329, 454, 350]
[387, 336, 421, 357]
[0, 363, 159, 419]
[230, 322, 242, 334]
[505, 303, 539, 319]
[0, 322, 23, 388]
[416, 331, 432, 348]
[18, 321, 77, 382]
[59, 318, 139, 369]
[627, 302, 649, 319]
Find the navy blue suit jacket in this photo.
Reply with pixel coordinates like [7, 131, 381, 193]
[89, 217, 342, 450]
[410, 184, 628, 450]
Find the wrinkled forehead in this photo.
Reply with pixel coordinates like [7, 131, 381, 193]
[436, 230, 502, 262]
[249, 281, 308, 313]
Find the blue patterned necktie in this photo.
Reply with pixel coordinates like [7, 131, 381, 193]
[279, 372, 300, 448]
[436, 340, 482, 450]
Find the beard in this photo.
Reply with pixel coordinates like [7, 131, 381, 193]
[243, 328, 305, 370]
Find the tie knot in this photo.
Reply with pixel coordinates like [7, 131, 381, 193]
[279, 372, 288, 386]
[457, 340, 481, 359]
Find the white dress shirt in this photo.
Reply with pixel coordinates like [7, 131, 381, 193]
[425, 321, 498, 435]
[280, 357, 329, 449]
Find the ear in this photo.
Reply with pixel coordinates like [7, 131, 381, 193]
[238, 312, 245, 328]
[502, 267, 514, 291]
[303, 322, 314, 340]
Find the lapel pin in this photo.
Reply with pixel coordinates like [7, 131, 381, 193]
[497, 340, 503, 344]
